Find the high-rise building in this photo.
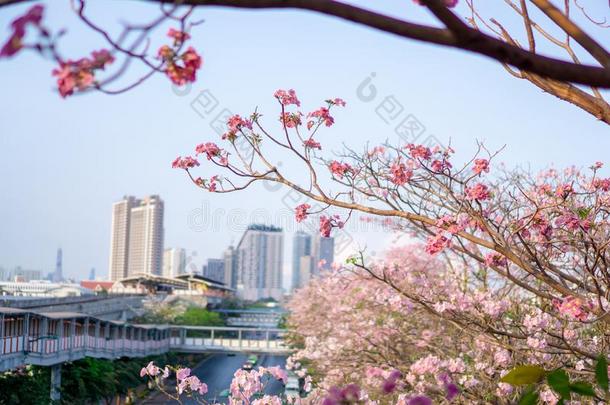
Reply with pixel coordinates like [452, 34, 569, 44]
[203, 258, 225, 283]
[108, 195, 164, 280]
[291, 231, 312, 290]
[108, 196, 138, 281]
[88, 267, 96, 280]
[236, 224, 283, 301]
[52, 248, 63, 282]
[11, 267, 43, 282]
[163, 248, 186, 278]
[299, 255, 314, 287]
[312, 234, 335, 272]
[223, 246, 238, 289]
[127, 195, 164, 277]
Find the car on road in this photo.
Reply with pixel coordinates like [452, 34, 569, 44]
[285, 376, 300, 399]
[242, 361, 253, 370]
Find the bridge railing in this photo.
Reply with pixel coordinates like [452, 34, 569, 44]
[168, 326, 289, 353]
[0, 307, 290, 372]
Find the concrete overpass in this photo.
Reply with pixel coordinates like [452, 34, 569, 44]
[0, 307, 289, 401]
[0, 294, 145, 320]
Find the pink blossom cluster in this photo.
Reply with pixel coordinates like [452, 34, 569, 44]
[171, 156, 199, 170]
[52, 49, 115, 97]
[295, 203, 311, 223]
[329, 161, 354, 179]
[274, 89, 301, 107]
[157, 29, 202, 85]
[319, 215, 344, 237]
[0, 4, 44, 58]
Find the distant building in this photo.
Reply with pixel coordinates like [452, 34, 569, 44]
[223, 246, 238, 289]
[0, 267, 8, 282]
[108, 196, 138, 281]
[163, 248, 186, 278]
[0, 280, 91, 297]
[299, 255, 314, 287]
[203, 258, 225, 284]
[88, 267, 96, 280]
[80, 280, 115, 293]
[127, 196, 164, 277]
[108, 195, 164, 280]
[10, 267, 43, 282]
[312, 234, 335, 271]
[292, 231, 312, 290]
[236, 224, 284, 301]
[52, 248, 63, 282]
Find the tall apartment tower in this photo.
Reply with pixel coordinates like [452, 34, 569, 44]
[223, 245, 238, 289]
[236, 224, 284, 301]
[312, 234, 335, 272]
[52, 248, 63, 282]
[108, 196, 138, 281]
[291, 231, 311, 290]
[127, 195, 164, 277]
[203, 258, 225, 283]
[163, 248, 186, 278]
[108, 195, 164, 280]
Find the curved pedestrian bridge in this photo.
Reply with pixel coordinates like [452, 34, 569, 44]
[0, 307, 289, 373]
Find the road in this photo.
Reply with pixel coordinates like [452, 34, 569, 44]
[143, 353, 287, 404]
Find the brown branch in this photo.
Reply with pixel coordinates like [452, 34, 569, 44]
[530, 0, 610, 67]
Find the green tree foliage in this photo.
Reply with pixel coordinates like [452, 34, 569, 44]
[174, 307, 224, 326]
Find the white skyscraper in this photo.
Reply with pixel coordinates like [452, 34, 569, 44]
[312, 234, 335, 272]
[108, 195, 164, 280]
[236, 224, 283, 301]
[108, 196, 138, 281]
[292, 231, 312, 290]
[163, 248, 186, 278]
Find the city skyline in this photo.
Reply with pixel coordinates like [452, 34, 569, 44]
[2, 3, 608, 283]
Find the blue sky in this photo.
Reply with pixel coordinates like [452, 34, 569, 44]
[0, 1, 608, 284]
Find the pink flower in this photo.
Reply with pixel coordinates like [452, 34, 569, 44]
[407, 144, 432, 160]
[161, 46, 202, 86]
[431, 159, 452, 172]
[473, 159, 489, 175]
[390, 162, 413, 185]
[303, 138, 321, 150]
[484, 252, 507, 267]
[172, 156, 200, 169]
[425, 233, 451, 255]
[167, 28, 191, 44]
[329, 97, 346, 107]
[140, 361, 160, 377]
[553, 296, 590, 321]
[435, 215, 463, 234]
[295, 204, 310, 223]
[176, 367, 191, 381]
[207, 175, 219, 192]
[320, 215, 344, 237]
[51, 49, 114, 97]
[274, 89, 300, 107]
[195, 142, 221, 160]
[280, 112, 302, 128]
[308, 107, 335, 127]
[264, 366, 288, 383]
[465, 183, 490, 201]
[1, 5, 44, 58]
[555, 183, 573, 199]
[329, 161, 353, 179]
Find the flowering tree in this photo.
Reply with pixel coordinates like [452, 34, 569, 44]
[169, 89, 610, 402]
[140, 361, 295, 404]
[1, 1, 609, 122]
[287, 245, 610, 403]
